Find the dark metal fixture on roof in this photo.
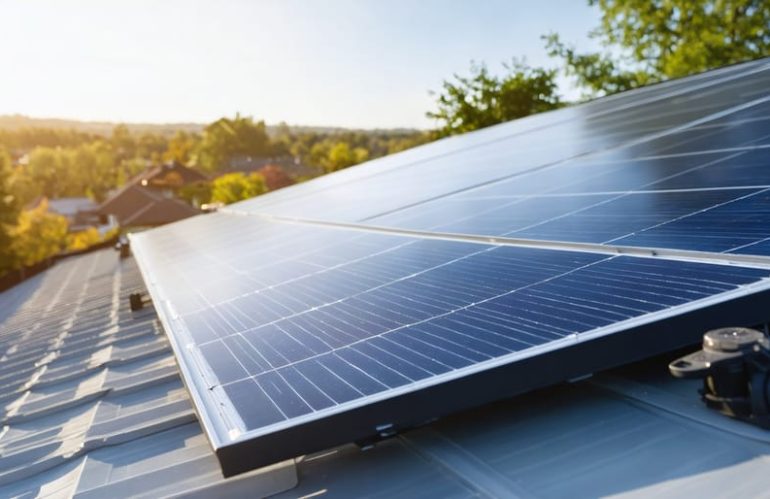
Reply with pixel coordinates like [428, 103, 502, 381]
[115, 237, 131, 259]
[670, 327, 770, 428]
[129, 292, 150, 312]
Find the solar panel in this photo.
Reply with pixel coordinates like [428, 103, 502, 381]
[130, 58, 770, 476]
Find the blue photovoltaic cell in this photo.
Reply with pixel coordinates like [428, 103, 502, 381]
[649, 149, 770, 190]
[370, 188, 768, 249]
[189, 246, 769, 430]
[137, 217, 770, 433]
[225, 61, 770, 224]
[510, 189, 766, 245]
[614, 188, 770, 253]
[442, 151, 738, 199]
[129, 58, 770, 475]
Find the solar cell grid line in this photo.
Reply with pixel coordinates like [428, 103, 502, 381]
[360, 109, 770, 223]
[132, 217, 770, 476]
[226, 63, 770, 222]
[179, 241, 511, 347]
[134, 216, 425, 314]
[613, 188, 770, 254]
[361, 145, 770, 254]
[129, 59, 770, 477]
[230, 88, 770, 226]
[366, 151, 750, 231]
[221, 61, 758, 217]
[509, 187, 770, 247]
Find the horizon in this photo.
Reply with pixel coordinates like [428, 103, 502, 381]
[0, 112, 425, 132]
[0, 0, 599, 129]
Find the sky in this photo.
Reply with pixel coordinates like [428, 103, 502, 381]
[0, 0, 601, 129]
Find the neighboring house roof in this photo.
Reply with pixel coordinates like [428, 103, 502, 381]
[122, 197, 201, 227]
[98, 184, 198, 228]
[257, 164, 295, 191]
[141, 161, 209, 188]
[227, 155, 320, 179]
[2, 249, 770, 497]
[45, 198, 98, 219]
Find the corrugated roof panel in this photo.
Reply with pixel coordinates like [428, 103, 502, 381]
[0, 251, 297, 498]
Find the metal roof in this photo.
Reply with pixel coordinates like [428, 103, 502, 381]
[2, 248, 769, 497]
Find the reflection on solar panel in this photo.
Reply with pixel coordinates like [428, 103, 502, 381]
[131, 58, 770, 476]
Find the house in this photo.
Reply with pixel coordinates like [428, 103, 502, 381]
[3, 59, 770, 498]
[28, 197, 115, 235]
[226, 155, 320, 179]
[98, 184, 200, 227]
[98, 162, 205, 228]
[2, 249, 770, 497]
[139, 161, 209, 189]
[255, 164, 295, 191]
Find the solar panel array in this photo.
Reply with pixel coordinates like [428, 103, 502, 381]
[131, 58, 770, 476]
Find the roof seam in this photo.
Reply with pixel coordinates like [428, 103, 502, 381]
[220, 209, 770, 269]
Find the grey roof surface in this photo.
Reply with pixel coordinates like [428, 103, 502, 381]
[45, 198, 97, 219]
[2, 249, 770, 498]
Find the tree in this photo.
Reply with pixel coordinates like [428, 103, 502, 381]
[68, 141, 117, 201]
[24, 142, 117, 201]
[111, 124, 136, 161]
[546, 0, 770, 96]
[25, 147, 65, 198]
[427, 60, 561, 137]
[163, 131, 199, 164]
[0, 148, 19, 274]
[11, 199, 68, 267]
[67, 227, 101, 251]
[210, 172, 267, 204]
[323, 142, 369, 173]
[197, 115, 273, 172]
[178, 180, 213, 207]
[135, 133, 168, 163]
[8, 166, 40, 208]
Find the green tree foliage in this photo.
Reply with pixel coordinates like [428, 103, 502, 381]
[0, 148, 19, 274]
[385, 133, 432, 154]
[177, 180, 213, 207]
[0, 127, 98, 152]
[280, 129, 423, 173]
[25, 147, 65, 198]
[135, 133, 168, 162]
[68, 141, 117, 201]
[210, 172, 267, 204]
[546, 0, 770, 95]
[0, 116, 430, 275]
[110, 124, 171, 163]
[8, 166, 40, 210]
[427, 60, 562, 137]
[11, 199, 68, 267]
[111, 124, 136, 161]
[323, 142, 369, 173]
[25, 142, 117, 201]
[67, 227, 101, 251]
[163, 131, 200, 164]
[118, 157, 151, 186]
[197, 115, 272, 172]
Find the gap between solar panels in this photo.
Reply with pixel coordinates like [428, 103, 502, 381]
[223, 208, 770, 269]
[131, 214, 770, 477]
[129, 58, 770, 477]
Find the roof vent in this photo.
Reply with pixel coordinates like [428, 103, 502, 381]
[670, 327, 770, 428]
